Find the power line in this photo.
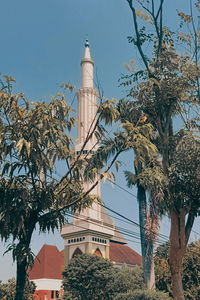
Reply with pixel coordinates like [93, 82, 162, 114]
[53, 166, 169, 242]
[64, 211, 166, 246]
[101, 203, 169, 242]
[67, 205, 168, 244]
[64, 213, 141, 245]
[72, 211, 165, 244]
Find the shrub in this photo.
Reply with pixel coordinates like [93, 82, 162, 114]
[62, 254, 115, 300]
[114, 289, 171, 300]
[109, 265, 144, 296]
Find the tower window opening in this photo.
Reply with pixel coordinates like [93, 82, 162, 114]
[72, 247, 83, 257]
[92, 237, 107, 244]
[68, 237, 85, 244]
[94, 248, 103, 257]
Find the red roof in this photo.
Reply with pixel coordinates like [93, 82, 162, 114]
[109, 242, 142, 265]
[29, 243, 141, 280]
[29, 245, 64, 280]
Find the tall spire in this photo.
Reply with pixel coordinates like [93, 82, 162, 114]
[76, 40, 98, 149]
[83, 39, 91, 59]
[81, 39, 94, 88]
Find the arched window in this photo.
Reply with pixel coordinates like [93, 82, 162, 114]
[72, 247, 83, 258]
[94, 248, 102, 257]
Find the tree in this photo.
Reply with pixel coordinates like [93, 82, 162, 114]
[89, 0, 200, 297]
[155, 240, 200, 300]
[62, 254, 115, 300]
[109, 264, 145, 295]
[0, 278, 35, 300]
[116, 1, 200, 299]
[0, 77, 118, 300]
[85, 98, 159, 290]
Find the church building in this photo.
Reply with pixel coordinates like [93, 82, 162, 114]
[29, 40, 142, 300]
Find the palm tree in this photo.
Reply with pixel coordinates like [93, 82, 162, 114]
[86, 99, 163, 289]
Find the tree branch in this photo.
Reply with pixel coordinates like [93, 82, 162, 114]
[155, 0, 164, 21]
[127, 0, 151, 74]
[54, 109, 101, 190]
[185, 211, 195, 245]
[40, 145, 124, 222]
[151, 0, 155, 16]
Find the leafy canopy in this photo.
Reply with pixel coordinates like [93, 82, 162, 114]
[63, 253, 146, 300]
[0, 278, 35, 300]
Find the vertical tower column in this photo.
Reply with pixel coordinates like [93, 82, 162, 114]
[81, 39, 94, 89]
[75, 39, 101, 221]
[76, 39, 98, 151]
[77, 88, 98, 148]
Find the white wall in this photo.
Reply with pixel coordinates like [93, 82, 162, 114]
[31, 278, 62, 291]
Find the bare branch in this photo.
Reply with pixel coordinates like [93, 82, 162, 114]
[40, 146, 124, 220]
[127, 0, 151, 74]
[155, 0, 164, 21]
[151, 0, 155, 16]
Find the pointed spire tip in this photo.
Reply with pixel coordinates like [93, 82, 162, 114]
[85, 39, 90, 48]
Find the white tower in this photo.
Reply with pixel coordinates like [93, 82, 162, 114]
[75, 39, 101, 221]
[61, 40, 125, 266]
[76, 39, 98, 152]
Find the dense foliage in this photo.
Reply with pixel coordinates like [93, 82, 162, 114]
[62, 254, 115, 300]
[0, 278, 35, 300]
[155, 240, 200, 300]
[62, 253, 170, 300]
[114, 289, 171, 300]
[109, 265, 145, 295]
[0, 76, 117, 300]
[0, 77, 90, 300]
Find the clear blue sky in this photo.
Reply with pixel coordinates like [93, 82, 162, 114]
[0, 0, 199, 282]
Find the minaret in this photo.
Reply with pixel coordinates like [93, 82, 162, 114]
[61, 40, 125, 267]
[75, 39, 101, 221]
[76, 39, 98, 152]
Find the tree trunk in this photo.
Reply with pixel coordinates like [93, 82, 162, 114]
[137, 183, 155, 289]
[169, 210, 186, 300]
[14, 223, 35, 300]
[143, 239, 155, 290]
[15, 259, 27, 300]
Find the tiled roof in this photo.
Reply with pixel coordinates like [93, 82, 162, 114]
[29, 245, 64, 280]
[109, 241, 142, 265]
[29, 243, 141, 280]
